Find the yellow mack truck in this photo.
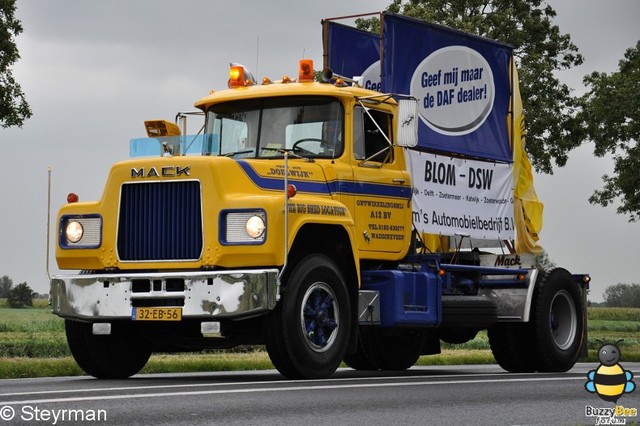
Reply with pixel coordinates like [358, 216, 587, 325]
[50, 13, 589, 379]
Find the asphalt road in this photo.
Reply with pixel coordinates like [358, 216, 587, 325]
[1, 363, 638, 426]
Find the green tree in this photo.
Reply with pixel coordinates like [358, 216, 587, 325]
[7, 282, 34, 308]
[356, 0, 584, 174]
[580, 41, 640, 222]
[0, 275, 12, 298]
[603, 283, 640, 308]
[0, 0, 32, 128]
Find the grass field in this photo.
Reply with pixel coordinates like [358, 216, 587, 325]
[1, 299, 638, 379]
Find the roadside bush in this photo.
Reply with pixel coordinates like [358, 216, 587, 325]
[7, 282, 35, 308]
[603, 283, 640, 308]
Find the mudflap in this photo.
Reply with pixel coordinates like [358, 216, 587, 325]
[576, 274, 590, 359]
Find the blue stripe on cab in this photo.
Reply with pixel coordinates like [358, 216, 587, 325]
[237, 161, 411, 200]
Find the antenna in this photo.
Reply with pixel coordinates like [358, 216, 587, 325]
[255, 36, 260, 77]
[46, 166, 52, 282]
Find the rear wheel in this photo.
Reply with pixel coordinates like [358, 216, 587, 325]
[439, 328, 479, 345]
[488, 268, 584, 373]
[266, 254, 351, 379]
[343, 327, 379, 370]
[369, 329, 425, 370]
[65, 320, 151, 379]
[344, 327, 424, 371]
[441, 295, 497, 329]
[530, 268, 584, 372]
[488, 322, 536, 372]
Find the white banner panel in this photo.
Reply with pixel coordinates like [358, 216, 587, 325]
[407, 150, 515, 239]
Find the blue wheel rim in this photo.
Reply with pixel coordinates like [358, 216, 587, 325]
[300, 282, 339, 353]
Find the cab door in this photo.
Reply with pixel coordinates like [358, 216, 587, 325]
[351, 106, 411, 254]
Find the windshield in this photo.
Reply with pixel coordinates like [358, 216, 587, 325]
[204, 96, 344, 158]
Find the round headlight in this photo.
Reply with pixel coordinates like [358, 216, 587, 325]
[245, 215, 265, 239]
[65, 220, 84, 243]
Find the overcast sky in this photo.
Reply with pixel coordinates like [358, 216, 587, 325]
[1, 0, 639, 302]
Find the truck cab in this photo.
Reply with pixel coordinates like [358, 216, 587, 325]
[52, 61, 420, 378]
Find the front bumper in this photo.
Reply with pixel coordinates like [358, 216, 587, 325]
[50, 269, 279, 320]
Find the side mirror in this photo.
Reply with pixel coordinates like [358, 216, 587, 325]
[397, 99, 418, 147]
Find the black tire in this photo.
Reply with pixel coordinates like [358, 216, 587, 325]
[488, 322, 536, 373]
[369, 328, 425, 371]
[266, 254, 351, 379]
[343, 327, 380, 371]
[488, 268, 584, 373]
[345, 327, 424, 371]
[439, 328, 479, 345]
[441, 295, 497, 329]
[529, 268, 584, 372]
[65, 320, 151, 379]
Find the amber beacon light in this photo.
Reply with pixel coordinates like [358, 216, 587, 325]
[298, 59, 315, 82]
[228, 65, 245, 88]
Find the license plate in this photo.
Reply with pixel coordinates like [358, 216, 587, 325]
[132, 307, 182, 321]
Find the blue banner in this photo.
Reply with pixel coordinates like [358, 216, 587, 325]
[382, 13, 512, 162]
[323, 21, 381, 91]
[323, 14, 513, 162]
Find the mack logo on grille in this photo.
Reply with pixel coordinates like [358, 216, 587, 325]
[131, 166, 191, 178]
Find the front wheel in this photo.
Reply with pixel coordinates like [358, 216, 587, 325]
[266, 254, 351, 379]
[65, 320, 151, 379]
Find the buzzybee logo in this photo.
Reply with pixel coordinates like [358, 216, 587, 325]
[585, 341, 635, 403]
[584, 341, 637, 425]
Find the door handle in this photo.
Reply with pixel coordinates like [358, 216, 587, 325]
[392, 178, 406, 184]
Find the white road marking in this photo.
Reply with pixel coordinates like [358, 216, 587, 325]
[0, 375, 585, 406]
[0, 371, 577, 397]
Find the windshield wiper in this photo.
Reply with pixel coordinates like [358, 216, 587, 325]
[221, 149, 254, 158]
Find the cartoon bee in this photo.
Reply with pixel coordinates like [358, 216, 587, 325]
[585, 341, 636, 403]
